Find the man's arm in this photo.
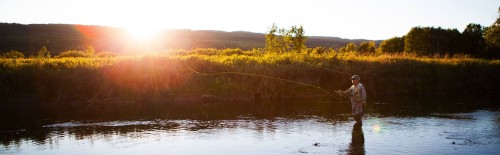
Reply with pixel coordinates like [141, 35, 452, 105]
[361, 85, 367, 104]
[335, 86, 352, 96]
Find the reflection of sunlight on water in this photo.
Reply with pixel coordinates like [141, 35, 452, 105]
[372, 124, 381, 133]
[371, 118, 383, 133]
[2, 111, 499, 155]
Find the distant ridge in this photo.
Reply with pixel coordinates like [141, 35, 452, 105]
[0, 23, 379, 54]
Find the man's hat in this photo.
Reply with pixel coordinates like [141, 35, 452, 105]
[351, 75, 360, 80]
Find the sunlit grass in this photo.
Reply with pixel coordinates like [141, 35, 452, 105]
[1, 48, 498, 106]
[2, 49, 497, 69]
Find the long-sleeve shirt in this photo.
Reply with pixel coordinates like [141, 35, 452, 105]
[345, 83, 367, 102]
[344, 83, 366, 115]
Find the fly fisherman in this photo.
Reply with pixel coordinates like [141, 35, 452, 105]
[335, 75, 367, 124]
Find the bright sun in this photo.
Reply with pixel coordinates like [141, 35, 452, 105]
[125, 26, 161, 41]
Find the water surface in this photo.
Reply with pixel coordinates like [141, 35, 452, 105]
[1, 110, 498, 155]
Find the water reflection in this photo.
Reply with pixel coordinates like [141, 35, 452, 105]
[0, 119, 285, 149]
[0, 111, 499, 155]
[348, 122, 365, 155]
[0, 97, 499, 154]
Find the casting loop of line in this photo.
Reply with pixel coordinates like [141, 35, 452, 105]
[186, 66, 345, 102]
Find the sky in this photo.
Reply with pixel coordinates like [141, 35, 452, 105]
[0, 0, 498, 40]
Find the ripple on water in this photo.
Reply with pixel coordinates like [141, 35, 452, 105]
[0, 110, 499, 155]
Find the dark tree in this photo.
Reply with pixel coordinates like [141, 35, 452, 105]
[379, 36, 405, 53]
[404, 27, 429, 55]
[404, 27, 461, 55]
[462, 23, 485, 55]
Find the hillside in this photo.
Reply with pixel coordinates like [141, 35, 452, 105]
[0, 23, 378, 55]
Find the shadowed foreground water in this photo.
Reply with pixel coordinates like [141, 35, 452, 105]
[0, 110, 499, 155]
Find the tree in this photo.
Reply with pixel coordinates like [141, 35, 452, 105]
[278, 27, 290, 52]
[358, 41, 376, 54]
[486, 26, 500, 47]
[265, 24, 308, 53]
[404, 27, 461, 55]
[358, 42, 369, 53]
[484, 7, 500, 47]
[436, 28, 461, 55]
[345, 43, 357, 52]
[339, 47, 347, 53]
[265, 23, 280, 52]
[483, 7, 500, 57]
[368, 41, 377, 53]
[379, 36, 405, 53]
[290, 25, 307, 51]
[404, 27, 429, 55]
[37, 46, 50, 58]
[462, 23, 485, 55]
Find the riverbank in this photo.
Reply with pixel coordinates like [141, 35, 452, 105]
[1, 49, 499, 108]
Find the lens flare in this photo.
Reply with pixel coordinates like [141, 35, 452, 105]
[372, 124, 381, 133]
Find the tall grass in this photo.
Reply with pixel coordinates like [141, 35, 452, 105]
[1, 48, 499, 108]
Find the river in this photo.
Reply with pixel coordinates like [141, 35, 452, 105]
[0, 100, 499, 155]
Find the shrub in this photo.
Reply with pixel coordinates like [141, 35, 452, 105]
[2, 50, 25, 59]
[221, 48, 243, 55]
[56, 50, 91, 58]
[96, 51, 118, 58]
[37, 46, 51, 58]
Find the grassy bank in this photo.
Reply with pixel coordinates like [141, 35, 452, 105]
[1, 49, 499, 109]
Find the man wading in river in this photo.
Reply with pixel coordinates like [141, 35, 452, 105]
[335, 75, 367, 124]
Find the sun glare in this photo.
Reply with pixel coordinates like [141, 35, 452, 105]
[372, 124, 382, 133]
[125, 26, 161, 41]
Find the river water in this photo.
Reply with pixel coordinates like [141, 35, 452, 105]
[0, 101, 499, 155]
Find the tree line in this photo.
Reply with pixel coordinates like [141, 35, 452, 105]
[267, 7, 500, 58]
[379, 7, 500, 58]
[266, 22, 497, 57]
